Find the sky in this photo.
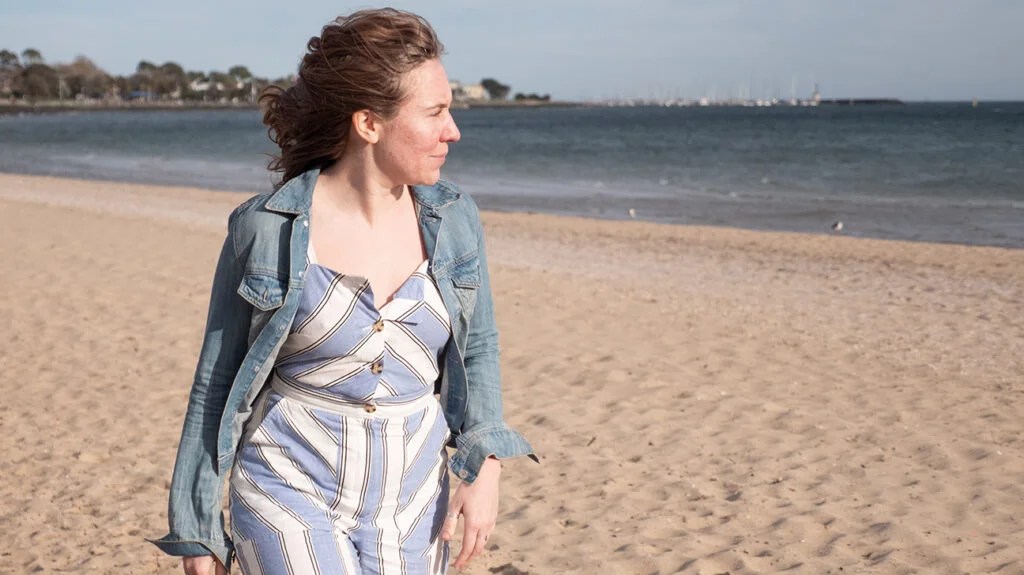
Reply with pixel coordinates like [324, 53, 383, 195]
[1, 0, 1022, 101]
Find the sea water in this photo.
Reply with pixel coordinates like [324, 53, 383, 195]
[1, 103, 1021, 247]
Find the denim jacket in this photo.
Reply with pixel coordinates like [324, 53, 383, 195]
[149, 169, 536, 568]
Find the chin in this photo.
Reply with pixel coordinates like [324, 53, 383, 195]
[416, 171, 443, 186]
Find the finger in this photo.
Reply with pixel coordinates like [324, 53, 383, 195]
[454, 524, 479, 569]
[464, 531, 490, 566]
[440, 509, 460, 542]
[441, 489, 463, 542]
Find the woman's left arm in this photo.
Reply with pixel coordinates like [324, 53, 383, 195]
[447, 203, 537, 482]
[443, 201, 537, 568]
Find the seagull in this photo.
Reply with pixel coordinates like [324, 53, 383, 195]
[831, 221, 844, 233]
[628, 208, 637, 218]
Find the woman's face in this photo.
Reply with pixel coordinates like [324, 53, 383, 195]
[376, 59, 461, 186]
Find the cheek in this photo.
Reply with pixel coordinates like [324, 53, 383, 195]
[408, 124, 441, 152]
[380, 119, 443, 171]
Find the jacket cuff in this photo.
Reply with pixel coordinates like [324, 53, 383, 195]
[146, 534, 233, 570]
[448, 424, 539, 484]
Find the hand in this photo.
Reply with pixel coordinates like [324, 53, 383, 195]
[182, 555, 227, 575]
[442, 457, 501, 570]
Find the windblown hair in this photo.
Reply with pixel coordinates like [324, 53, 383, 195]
[260, 8, 444, 187]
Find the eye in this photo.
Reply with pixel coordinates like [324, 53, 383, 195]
[431, 108, 445, 117]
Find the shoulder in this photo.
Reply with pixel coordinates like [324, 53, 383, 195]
[229, 192, 288, 226]
[433, 178, 481, 222]
[225, 193, 292, 258]
[435, 181, 489, 270]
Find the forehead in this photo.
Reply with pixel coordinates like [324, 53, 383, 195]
[400, 59, 451, 105]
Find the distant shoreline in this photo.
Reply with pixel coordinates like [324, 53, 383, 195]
[2, 99, 1015, 117]
[0, 99, 587, 117]
[459, 100, 586, 109]
[0, 101, 259, 117]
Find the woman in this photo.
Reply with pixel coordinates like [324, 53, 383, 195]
[149, 9, 536, 574]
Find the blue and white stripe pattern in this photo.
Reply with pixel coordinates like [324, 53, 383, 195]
[229, 249, 453, 574]
[274, 252, 451, 406]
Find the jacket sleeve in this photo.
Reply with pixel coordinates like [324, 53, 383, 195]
[147, 211, 252, 568]
[448, 203, 538, 484]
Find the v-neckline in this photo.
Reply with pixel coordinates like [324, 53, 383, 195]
[308, 240, 427, 311]
[306, 189, 430, 312]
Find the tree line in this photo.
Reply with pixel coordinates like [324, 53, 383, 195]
[0, 49, 552, 106]
[0, 48, 294, 105]
[479, 78, 550, 102]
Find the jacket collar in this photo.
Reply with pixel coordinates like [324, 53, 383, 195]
[412, 180, 461, 210]
[264, 168, 317, 214]
[264, 167, 461, 215]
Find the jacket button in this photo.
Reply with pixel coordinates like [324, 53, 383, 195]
[363, 402, 377, 413]
[458, 469, 468, 479]
[373, 320, 385, 332]
[371, 360, 384, 374]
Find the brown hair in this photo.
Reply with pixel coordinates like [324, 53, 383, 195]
[260, 8, 444, 186]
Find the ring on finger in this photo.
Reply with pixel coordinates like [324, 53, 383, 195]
[445, 512, 459, 520]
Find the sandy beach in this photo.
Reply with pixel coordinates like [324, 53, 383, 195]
[1, 173, 1022, 575]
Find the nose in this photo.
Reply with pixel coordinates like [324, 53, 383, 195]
[442, 112, 461, 143]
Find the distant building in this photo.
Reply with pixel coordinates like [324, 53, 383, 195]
[450, 80, 488, 102]
[190, 78, 212, 93]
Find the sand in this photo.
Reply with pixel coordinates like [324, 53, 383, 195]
[1, 173, 1022, 575]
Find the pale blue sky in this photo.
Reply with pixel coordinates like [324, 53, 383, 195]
[2, 0, 1021, 101]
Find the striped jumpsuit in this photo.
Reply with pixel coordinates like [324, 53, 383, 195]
[229, 239, 453, 575]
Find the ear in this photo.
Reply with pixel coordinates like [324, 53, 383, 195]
[351, 109, 381, 144]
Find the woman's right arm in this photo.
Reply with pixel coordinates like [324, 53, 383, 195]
[148, 209, 253, 570]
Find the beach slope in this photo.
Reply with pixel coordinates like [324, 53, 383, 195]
[1, 174, 1021, 574]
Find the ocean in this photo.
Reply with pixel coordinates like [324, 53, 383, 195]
[1, 103, 1022, 247]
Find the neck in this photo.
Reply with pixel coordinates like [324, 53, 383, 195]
[317, 154, 407, 224]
